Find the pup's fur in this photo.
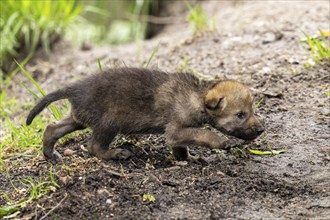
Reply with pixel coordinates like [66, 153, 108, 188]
[27, 68, 264, 162]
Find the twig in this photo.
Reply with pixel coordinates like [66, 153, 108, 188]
[101, 163, 124, 177]
[39, 194, 68, 220]
[105, 169, 123, 177]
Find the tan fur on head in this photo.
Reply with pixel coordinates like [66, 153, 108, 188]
[205, 80, 252, 111]
[206, 80, 251, 100]
[204, 80, 263, 140]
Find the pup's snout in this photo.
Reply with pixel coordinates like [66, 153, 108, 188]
[255, 126, 265, 135]
[254, 117, 265, 136]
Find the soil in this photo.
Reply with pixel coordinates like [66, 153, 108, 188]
[1, 1, 330, 219]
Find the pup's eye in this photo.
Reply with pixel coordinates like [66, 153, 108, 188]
[236, 112, 246, 119]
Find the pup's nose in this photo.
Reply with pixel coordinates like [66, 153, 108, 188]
[256, 126, 265, 135]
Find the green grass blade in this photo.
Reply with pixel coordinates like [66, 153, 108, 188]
[145, 43, 159, 68]
[49, 166, 59, 187]
[255, 98, 264, 108]
[97, 58, 103, 72]
[248, 149, 287, 155]
[21, 82, 40, 100]
[15, 60, 46, 96]
[0, 205, 19, 218]
[16, 60, 63, 120]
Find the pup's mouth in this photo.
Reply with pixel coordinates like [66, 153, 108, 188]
[218, 127, 264, 141]
[236, 133, 260, 141]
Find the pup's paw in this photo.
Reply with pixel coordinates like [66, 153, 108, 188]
[44, 150, 63, 164]
[100, 148, 132, 160]
[188, 155, 209, 166]
[222, 139, 243, 150]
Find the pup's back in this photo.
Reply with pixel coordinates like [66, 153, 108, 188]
[68, 68, 204, 133]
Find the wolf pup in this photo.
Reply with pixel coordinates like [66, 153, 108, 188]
[27, 68, 264, 163]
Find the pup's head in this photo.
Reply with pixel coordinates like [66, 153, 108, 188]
[204, 80, 264, 140]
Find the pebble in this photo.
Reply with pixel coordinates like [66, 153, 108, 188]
[63, 149, 75, 156]
[106, 199, 112, 204]
[81, 41, 92, 51]
[216, 171, 226, 177]
[58, 175, 73, 185]
[174, 161, 188, 166]
[80, 145, 88, 152]
[261, 66, 271, 74]
[97, 188, 111, 197]
[288, 57, 300, 64]
[164, 166, 181, 171]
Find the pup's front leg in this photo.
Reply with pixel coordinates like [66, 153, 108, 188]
[166, 126, 234, 161]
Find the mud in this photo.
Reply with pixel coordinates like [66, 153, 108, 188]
[1, 1, 329, 219]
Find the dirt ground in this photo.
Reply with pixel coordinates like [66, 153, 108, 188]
[1, 1, 330, 219]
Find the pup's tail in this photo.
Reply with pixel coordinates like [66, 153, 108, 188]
[26, 88, 71, 125]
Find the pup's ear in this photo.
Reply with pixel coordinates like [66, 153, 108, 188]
[205, 97, 226, 110]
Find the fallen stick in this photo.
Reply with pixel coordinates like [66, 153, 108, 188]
[40, 194, 68, 220]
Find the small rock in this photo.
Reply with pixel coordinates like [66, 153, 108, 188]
[148, 174, 161, 183]
[216, 171, 226, 177]
[175, 161, 188, 166]
[106, 199, 112, 204]
[307, 58, 316, 66]
[145, 162, 155, 170]
[58, 175, 73, 185]
[277, 106, 288, 111]
[261, 66, 271, 74]
[80, 145, 88, 152]
[288, 58, 300, 64]
[162, 180, 179, 187]
[164, 166, 181, 171]
[97, 188, 111, 197]
[83, 192, 94, 199]
[63, 149, 75, 156]
[262, 32, 276, 44]
[81, 41, 92, 51]
[262, 31, 283, 44]
[263, 89, 283, 98]
[181, 37, 194, 45]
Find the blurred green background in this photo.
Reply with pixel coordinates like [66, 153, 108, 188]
[0, 0, 162, 74]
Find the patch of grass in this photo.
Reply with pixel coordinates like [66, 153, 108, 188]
[0, 167, 58, 218]
[300, 31, 330, 63]
[324, 90, 330, 97]
[185, 1, 214, 34]
[0, 62, 68, 165]
[0, 0, 82, 72]
[22, 177, 57, 202]
[0, 89, 45, 165]
[0, 204, 18, 218]
[229, 147, 248, 158]
[0, 116, 44, 160]
[177, 55, 214, 80]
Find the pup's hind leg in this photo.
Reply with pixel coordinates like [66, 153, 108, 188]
[172, 146, 189, 161]
[87, 127, 131, 160]
[43, 114, 85, 163]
